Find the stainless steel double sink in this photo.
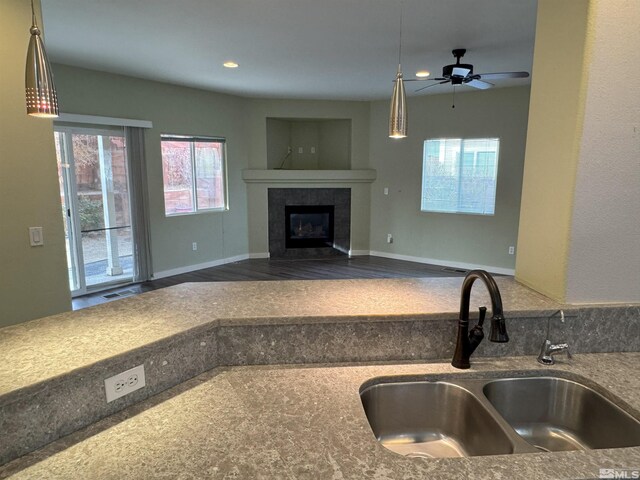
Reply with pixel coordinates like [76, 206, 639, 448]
[360, 374, 640, 458]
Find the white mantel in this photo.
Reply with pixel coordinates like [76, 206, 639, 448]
[242, 169, 377, 184]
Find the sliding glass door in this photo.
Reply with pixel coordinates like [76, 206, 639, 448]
[54, 127, 135, 295]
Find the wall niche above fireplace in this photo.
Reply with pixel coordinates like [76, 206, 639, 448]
[268, 188, 350, 258]
[267, 118, 351, 170]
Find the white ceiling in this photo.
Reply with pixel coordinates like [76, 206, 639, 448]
[41, 0, 538, 101]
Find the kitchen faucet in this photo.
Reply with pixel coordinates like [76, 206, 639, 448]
[537, 309, 572, 365]
[451, 270, 509, 369]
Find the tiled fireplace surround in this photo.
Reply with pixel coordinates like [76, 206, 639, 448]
[267, 188, 351, 257]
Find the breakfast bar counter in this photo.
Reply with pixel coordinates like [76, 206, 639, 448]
[1, 353, 639, 479]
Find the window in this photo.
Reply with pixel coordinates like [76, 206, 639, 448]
[161, 135, 227, 216]
[421, 138, 499, 215]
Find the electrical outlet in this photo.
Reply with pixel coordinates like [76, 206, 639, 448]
[310, 146, 316, 154]
[383, 187, 389, 195]
[508, 246, 515, 255]
[192, 242, 198, 251]
[104, 364, 146, 403]
[387, 234, 393, 244]
[298, 147, 303, 154]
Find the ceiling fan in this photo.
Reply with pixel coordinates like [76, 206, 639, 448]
[410, 48, 530, 93]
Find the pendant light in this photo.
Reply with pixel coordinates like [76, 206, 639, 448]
[389, 1, 407, 139]
[25, 0, 59, 118]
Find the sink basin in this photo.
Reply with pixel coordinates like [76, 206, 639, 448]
[360, 374, 640, 458]
[360, 381, 514, 458]
[483, 377, 640, 452]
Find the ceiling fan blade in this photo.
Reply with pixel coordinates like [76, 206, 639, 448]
[402, 77, 447, 83]
[415, 80, 450, 93]
[475, 71, 530, 80]
[466, 79, 494, 90]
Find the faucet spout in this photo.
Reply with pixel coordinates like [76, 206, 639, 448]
[489, 314, 509, 343]
[451, 270, 509, 369]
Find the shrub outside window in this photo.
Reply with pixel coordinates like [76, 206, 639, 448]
[161, 134, 227, 216]
[421, 138, 499, 215]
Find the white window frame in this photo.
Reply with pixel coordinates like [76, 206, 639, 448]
[160, 134, 228, 217]
[421, 137, 500, 216]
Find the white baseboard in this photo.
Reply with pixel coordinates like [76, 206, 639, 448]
[348, 250, 371, 257]
[368, 250, 515, 276]
[152, 254, 252, 280]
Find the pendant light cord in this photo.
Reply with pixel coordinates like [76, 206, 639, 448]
[30, 0, 37, 27]
[397, 0, 404, 70]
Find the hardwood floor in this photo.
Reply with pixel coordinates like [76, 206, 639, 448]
[72, 255, 470, 310]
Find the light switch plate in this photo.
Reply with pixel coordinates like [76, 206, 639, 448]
[29, 227, 43, 246]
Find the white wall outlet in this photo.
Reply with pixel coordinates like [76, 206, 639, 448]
[508, 246, 515, 255]
[383, 187, 389, 195]
[104, 364, 146, 403]
[298, 147, 303, 154]
[29, 227, 44, 246]
[310, 146, 316, 154]
[192, 242, 198, 251]
[387, 233, 393, 244]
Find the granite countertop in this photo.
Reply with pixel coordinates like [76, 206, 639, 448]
[0, 277, 565, 395]
[1, 353, 639, 479]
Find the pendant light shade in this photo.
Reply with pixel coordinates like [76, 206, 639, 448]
[389, 67, 407, 138]
[25, 1, 59, 118]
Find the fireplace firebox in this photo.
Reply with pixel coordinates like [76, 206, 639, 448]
[285, 205, 334, 249]
[268, 188, 350, 258]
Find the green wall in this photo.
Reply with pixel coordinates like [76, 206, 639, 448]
[0, 0, 71, 327]
[52, 65, 250, 275]
[318, 120, 351, 170]
[52, 68, 527, 270]
[266, 119, 292, 169]
[368, 86, 531, 272]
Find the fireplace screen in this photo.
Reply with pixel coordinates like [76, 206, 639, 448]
[285, 205, 334, 248]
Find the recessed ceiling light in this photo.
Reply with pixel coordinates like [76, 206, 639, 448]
[415, 70, 430, 78]
[223, 61, 239, 68]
